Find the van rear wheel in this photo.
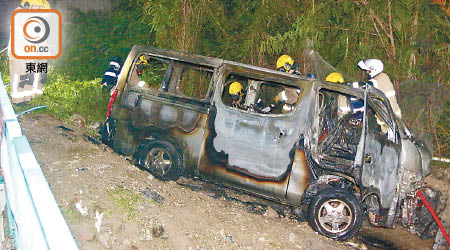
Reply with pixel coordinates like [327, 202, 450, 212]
[137, 140, 183, 181]
[308, 188, 362, 240]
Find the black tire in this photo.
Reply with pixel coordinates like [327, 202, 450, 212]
[308, 188, 363, 241]
[136, 140, 183, 181]
[101, 118, 116, 147]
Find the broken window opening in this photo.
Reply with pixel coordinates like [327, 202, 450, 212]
[128, 54, 171, 91]
[221, 73, 300, 115]
[317, 89, 364, 170]
[176, 64, 213, 100]
[222, 74, 249, 110]
[316, 88, 398, 172]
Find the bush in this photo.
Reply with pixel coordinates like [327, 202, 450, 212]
[0, 53, 9, 84]
[29, 74, 110, 123]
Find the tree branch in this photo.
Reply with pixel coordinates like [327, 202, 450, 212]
[372, 21, 390, 58]
[387, 0, 396, 60]
[358, 0, 397, 60]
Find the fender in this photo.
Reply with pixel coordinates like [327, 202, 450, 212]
[302, 174, 356, 206]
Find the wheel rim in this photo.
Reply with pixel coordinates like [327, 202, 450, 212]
[145, 147, 172, 176]
[317, 199, 353, 234]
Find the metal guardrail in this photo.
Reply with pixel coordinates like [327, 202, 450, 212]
[0, 72, 78, 250]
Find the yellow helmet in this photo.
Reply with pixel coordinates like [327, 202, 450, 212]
[21, 0, 50, 8]
[325, 72, 345, 83]
[136, 55, 148, 65]
[276, 55, 295, 72]
[229, 81, 243, 95]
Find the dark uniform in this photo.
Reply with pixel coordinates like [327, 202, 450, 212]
[102, 57, 121, 90]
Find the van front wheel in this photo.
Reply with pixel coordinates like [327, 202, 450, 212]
[137, 140, 183, 181]
[308, 189, 362, 241]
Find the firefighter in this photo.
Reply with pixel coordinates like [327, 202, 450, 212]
[326, 72, 364, 118]
[101, 56, 121, 90]
[276, 55, 301, 75]
[257, 55, 300, 113]
[325, 72, 344, 84]
[135, 55, 148, 77]
[255, 86, 300, 114]
[357, 59, 402, 118]
[326, 72, 349, 116]
[274, 88, 300, 113]
[228, 81, 245, 108]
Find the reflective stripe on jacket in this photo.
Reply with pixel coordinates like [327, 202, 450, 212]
[371, 73, 402, 118]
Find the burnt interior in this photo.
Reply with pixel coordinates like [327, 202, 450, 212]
[221, 73, 301, 115]
[316, 89, 364, 173]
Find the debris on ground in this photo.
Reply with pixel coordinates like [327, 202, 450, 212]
[70, 114, 86, 128]
[88, 121, 101, 131]
[75, 200, 89, 216]
[359, 235, 396, 250]
[94, 210, 104, 233]
[56, 125, 74, 132]
[140, 226, 152, 241]
[140, 188, 164, 204]
[83, 133, 101, 145]
[152, 224, 165, 238]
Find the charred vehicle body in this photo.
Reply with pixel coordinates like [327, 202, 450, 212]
[102, 45, 434, 240]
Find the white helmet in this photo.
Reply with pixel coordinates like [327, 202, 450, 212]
[357, 59, 383, 77]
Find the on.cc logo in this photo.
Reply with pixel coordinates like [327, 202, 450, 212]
[11, 9, 62, 59]
[23, 16, 50, 44]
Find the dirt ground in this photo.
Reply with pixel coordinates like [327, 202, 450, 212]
[18, 114, 449, 250]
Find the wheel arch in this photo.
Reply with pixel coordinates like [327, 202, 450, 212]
[134, 134, 184, 165]
[301, 174, 358, 207]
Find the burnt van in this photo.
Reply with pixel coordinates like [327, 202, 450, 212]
[102, 45, 433, 240]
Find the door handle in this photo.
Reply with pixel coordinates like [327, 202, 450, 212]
[364, 154, 372, 164]
[134, 95, 142, 108]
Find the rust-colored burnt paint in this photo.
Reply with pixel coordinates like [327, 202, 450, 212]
[285, 149, 314, 204]
[203, 161, 291, 185]
[296, 149, 312, 187]
[171, 114, 208, 136]
[300, 150, 313, 187]
[158, 114, 208, 172]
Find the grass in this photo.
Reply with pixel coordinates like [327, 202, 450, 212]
[106, 186, 144, 222]
[432, 161, 450, 170]
[61, 204, 83, 222]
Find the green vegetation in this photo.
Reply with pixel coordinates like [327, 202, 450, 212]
[0, 52, 9, 83]
[139, 60, 168, 89]
[26, 74, 110, 123]
[436, 101, 450, 157]
[0, 0, 448, 157]
[56, 0, 153, 80]
[61, 204, 83, 222]
[106, 186, 144, 222]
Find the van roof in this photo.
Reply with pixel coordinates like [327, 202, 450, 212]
[131, 45, 224, 68]
[130, 45, 387, 102]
